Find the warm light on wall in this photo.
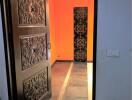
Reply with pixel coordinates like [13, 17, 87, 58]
[49, 0, 94, 64]
[49, 0, 57, 65]
[54, 0, 94, 61]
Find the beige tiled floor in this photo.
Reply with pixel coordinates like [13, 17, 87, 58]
[51, 62, 71, 100]
[51, 62, 90, 100]
[63, 63, 88, 100]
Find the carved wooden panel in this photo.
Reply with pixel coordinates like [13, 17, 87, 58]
[23, 68, 48, 100]
[20, 34, 47, 70]
[74, 50, 87, 61]
[74, 7, 88, 62]
[74, 37, 87, 49]
[18, 0, 46, 25]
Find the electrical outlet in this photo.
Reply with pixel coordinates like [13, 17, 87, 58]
[107, 49, 120, 57]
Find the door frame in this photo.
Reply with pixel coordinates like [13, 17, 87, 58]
[1, 0, 98, 100]
[93, 0, 98, 100]
[1, 0, 17, 99]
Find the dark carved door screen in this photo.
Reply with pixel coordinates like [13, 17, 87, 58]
[74, 7, 88, 62]
[10, 0, 51, 100]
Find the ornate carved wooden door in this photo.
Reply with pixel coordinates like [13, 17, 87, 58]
[74, 7, 88, 62]
[10, 0, 51, 99]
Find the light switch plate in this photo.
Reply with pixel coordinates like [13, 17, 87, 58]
[107, 49, 120, 57]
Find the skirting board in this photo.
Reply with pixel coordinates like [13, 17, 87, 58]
[51, 60, 93, 67]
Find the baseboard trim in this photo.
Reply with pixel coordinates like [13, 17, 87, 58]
[56, 60, 93, 62]
[51, 60, 74, 67]
[51, 61, 57, 68]
[87, 61, 93, 63]
[56, 60, 74, 62]
[51, 60, 93, 67]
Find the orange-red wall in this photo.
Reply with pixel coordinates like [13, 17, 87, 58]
[54, 0, 94, 61]
[49, 0, 94, 64]
[49, 0, 57, 65]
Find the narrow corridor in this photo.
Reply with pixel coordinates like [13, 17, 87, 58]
[51, 62, 93, 100]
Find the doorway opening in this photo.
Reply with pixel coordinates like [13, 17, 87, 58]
[49, 0, 95, 100]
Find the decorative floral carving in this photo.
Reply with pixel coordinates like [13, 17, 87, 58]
[20, 34, 47, 70]
[74, 37, 87, 49]
[74, 24, 87, 33]
[74, 8, 87, 20]
[74, 50, 87, 61]
[23, 68, 48, 100]
[18, 0, 46, 25]
[74, 7, 87, 62]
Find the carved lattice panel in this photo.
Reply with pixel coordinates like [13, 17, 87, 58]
[74, 50, 87, 61]
[74, 7, 88, 62]
[18, 0, 46, 25]
[23, 68, 48, 100]
[74, 37, 87, 49]
[20, 34, 47, 70]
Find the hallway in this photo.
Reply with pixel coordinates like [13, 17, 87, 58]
[51, 62, 93, 100]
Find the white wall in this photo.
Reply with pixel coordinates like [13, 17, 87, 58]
[131, 0, 132, 99]
[0, 6, 9, 100]
[96, 0, 131, 100]
[131, 0, 132, 100]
